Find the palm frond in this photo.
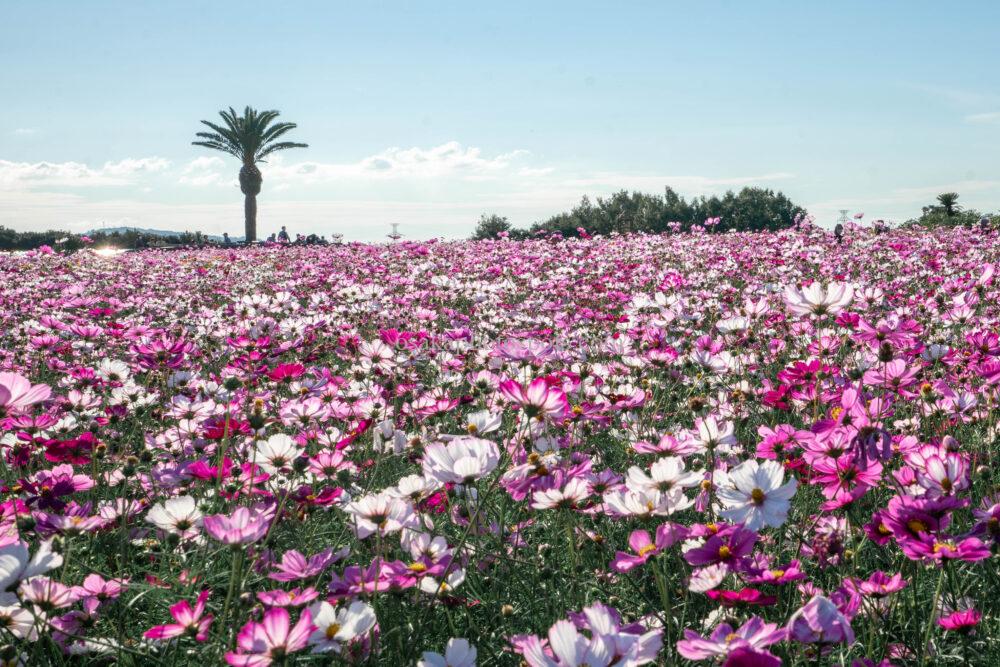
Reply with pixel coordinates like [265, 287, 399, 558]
[193, 106, 307, 165]
[256, 141, 310, 161]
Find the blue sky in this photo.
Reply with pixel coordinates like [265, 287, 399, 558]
[2, 1, 999, 239]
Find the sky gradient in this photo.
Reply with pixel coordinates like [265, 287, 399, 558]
[2, 1, 999, 240]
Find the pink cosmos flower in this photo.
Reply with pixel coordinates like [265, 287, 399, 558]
[143, 590, 214, 642]
[77, 574, 128, 603]
[787, 595, 854, 645]
[855, 571, 906, 597]
[226, 607, 314, 666]
[610, 523, 688, 573]
[938, 608, 981, 633]
[498, 377, 569, 422]
[256, 587, 320, 608]
[268, 547, 345, 582]
[0, 372, 51, 416]
[19, 576, 80, 611]
[677, 616, 785, 662]
[203, 504, 273, 546]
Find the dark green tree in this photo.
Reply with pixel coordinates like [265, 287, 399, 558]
[529, 186, 803, 236]
[471, 214, 513, 240]
[192, 107, 308, 243]
[936, 192, 960, 216]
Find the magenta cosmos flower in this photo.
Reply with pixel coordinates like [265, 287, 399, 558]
[610, 523, 688, 573]
[683, 525, 758, 569]
[143, 590, 214, 642]
[938, 608, 981, 633]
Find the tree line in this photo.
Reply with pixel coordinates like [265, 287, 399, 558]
[0, 227, 219, 252]
[474, 189, 997, 240]
[472, 186, 806, 240]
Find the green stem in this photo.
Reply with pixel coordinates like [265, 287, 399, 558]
[220, 548, 244, 631]
[919, 566, 946, 667]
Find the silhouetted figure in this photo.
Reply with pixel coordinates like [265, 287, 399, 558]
[834, 222, 844, 244]
[277, 226, 290, 243]
[222, 232, 232, 246]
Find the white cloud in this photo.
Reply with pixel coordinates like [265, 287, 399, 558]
[100, 157, 171, 178]
[0, 157, 170, 189]
[264, 141, 531, 185]
[12, 128, 37, 136]
[179, 156, 230, 187]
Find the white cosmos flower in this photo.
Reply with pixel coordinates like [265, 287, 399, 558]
[420, 567, 466, 596]
[96, 359, 131, 383]
[695, 416, 738, 452]
[715, 459, 797, 530]
[0, 603, 36, 639]
[419, 638, 477, 667]
[625, 457, 702, 499]
[602, 487, 693, 518]
[252, 433, 302, 473]
[387, 474, 437, 502]
[716, 316, 751, 334]
[783, 281, 854, 317]
[0, 540, 63, 594]
[462, 410, 502, 436]
[307, 600, 377, 654]
[688, 563, 729, 592]
[343, 492, 417, 539]
[145, 495, 203, 539]
[422, 437, 500, 485]
[531, 478, 591, 510]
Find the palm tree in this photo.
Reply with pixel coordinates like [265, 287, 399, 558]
[192, 107, 307, 243]
[936, 192, 960, 217]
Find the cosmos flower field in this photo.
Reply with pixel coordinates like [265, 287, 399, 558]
[1, 224, 999, 666]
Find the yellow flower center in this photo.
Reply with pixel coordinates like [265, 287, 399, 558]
[933, 541, 957, 554]
[408, 562, 428, 573]
[638, 544, 657, 558]
[750, 488, 766, 505]
[718, 545, 732, 559]
[907, 519, 928, 534]
[325, 623, 341, 640]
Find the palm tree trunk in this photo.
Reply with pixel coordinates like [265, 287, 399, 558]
[244, 193, 257, 243]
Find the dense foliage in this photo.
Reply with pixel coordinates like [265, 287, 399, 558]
[1, 223, 1000, 665]
[526, 187, 806, 238]
[904, 193, 995, 230]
